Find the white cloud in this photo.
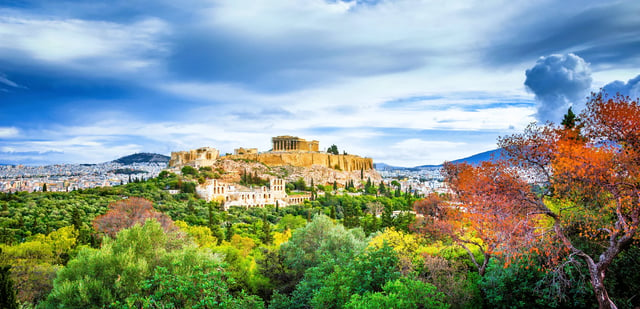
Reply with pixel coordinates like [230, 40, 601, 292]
[0, 15, 169, 73]
[0, 73, 22, 88]
[0, 127, 19, 138]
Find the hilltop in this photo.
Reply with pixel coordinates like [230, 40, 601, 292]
[113, 153, 170, 165]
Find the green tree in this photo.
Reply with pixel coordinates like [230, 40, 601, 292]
[561, 106, 578, 129]
[119, 264, 264, 309]
[345, 276, 449, 309]
[0, 249, 18, 309]
[327, 145, 339, 155]
[181, 165, 198, 177]
[42, 220, 216, 308]
[261, 214, 274, 245]
[310, 243, 401, 309]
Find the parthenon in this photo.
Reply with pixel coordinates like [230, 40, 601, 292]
[272, 136, 319, 152]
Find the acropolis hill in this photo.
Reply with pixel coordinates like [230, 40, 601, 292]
[169, 135, 374, 172]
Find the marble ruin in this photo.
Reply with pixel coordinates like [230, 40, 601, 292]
[272, 135, 319, 152]
[168, 147, 219, 168]
[169, 135, 374, 172]
[234, 147, 258, 155]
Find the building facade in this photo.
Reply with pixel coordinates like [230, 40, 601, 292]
[196, 177, 307, 210]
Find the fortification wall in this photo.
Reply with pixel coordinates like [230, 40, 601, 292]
[226, 153, 373, 171]
[168, 147, 219, 168]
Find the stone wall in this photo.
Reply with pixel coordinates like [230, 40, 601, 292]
[234, 147, 258, 155]
[226, 152, 373, 172]
[168, 147, 219, 168]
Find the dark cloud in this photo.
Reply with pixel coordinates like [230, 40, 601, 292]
[602, 74, 640, 100]
[484, 1, 640, 68]
[524, 53, 592, 123]
[167, 29, 427, 92]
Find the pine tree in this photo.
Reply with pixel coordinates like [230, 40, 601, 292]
[561, 106, 578, 129]
[42, 183, 47, 192]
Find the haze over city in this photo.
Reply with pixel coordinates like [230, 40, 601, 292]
[1, 0, 639, 166]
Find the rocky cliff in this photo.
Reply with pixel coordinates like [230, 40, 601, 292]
[210, 158, 381, 188]
[225, 152, 373, 172]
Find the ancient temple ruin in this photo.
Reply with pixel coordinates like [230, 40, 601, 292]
[272, 136, 319, 152]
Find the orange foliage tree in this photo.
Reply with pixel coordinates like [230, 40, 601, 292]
[435, 93, 639, 309]
[93, 197, 176, 238]
[415, 162, 536, 277]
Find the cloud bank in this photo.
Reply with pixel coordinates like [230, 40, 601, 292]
[602, 74, 640, 100]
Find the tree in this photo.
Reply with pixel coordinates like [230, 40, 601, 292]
[379, 181, 386, 196]
[0, 249, 18, 309]
[261, 214, 274, 245]
[345, 276, 448, 309]
[443, 93, 640, 309]
[181, 165, 198, 176]
[327, 144, 339, 155]
[42, 220, 233, 308]
[561, 106, 578, 129]
[425, 162, 533, 277]
[93, 197, 176, 238]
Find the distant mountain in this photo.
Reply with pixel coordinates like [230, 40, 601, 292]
[449, 148, 504, 165]
[113, 153, 170, 165]
[373, 162, 408, 170]
[376, 148, 504, 171]
[413, 148, 505, 168]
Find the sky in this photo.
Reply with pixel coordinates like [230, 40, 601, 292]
[1, 0, 639, 167]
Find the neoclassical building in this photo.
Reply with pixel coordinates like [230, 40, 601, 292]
[196, 178, 309, 210]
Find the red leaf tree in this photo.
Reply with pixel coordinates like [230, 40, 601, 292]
[93, 197, 176, 238]
[415, 161, 536, 276]
[434, 93, 639, 309]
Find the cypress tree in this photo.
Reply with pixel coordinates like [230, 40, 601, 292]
[0, 249, 18, 309]
[260, 214, 273, 245]
[71, 207, 82, 231]
[225, 221, 234, 242]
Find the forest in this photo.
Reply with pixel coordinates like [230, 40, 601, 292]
[1, 93, 639, 309]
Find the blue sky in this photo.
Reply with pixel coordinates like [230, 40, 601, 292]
[1, 0, 639, 166]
